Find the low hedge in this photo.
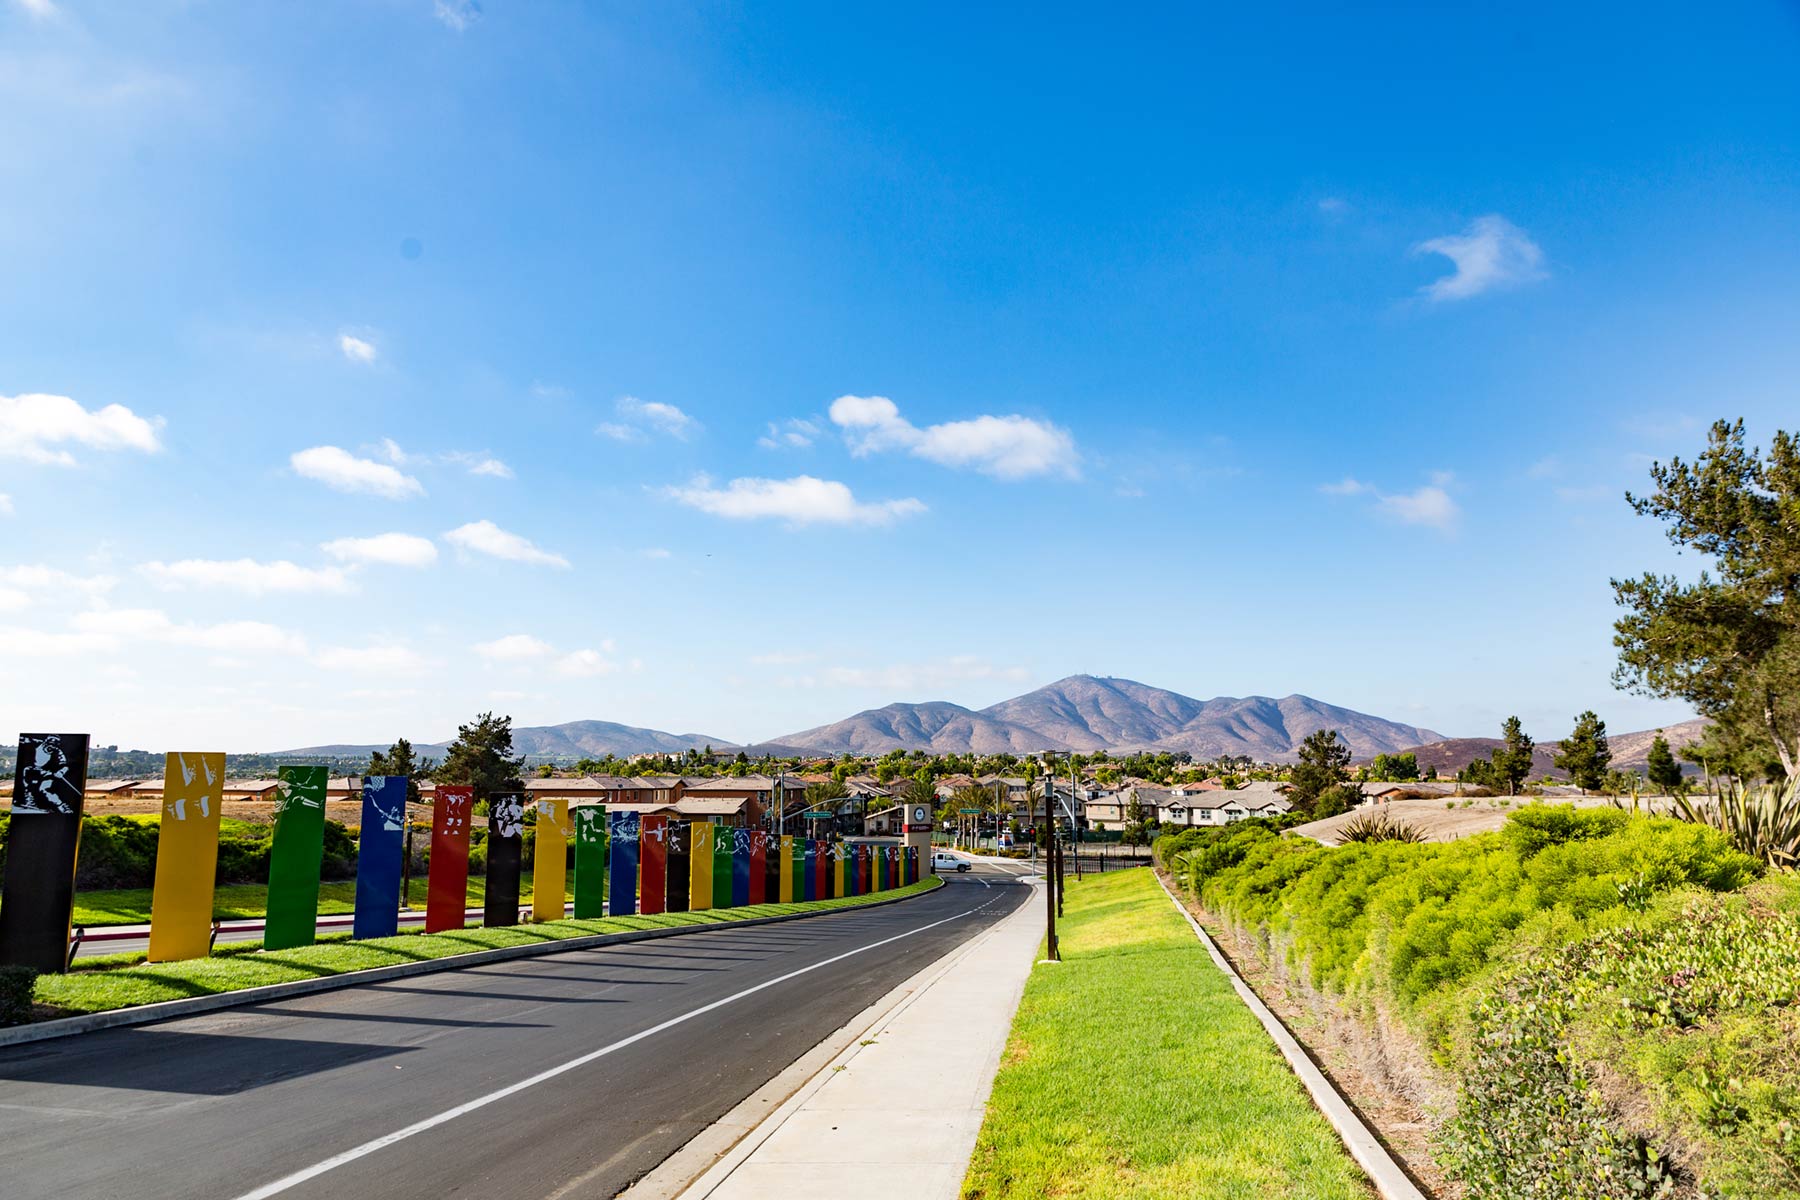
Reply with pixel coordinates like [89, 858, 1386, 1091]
[1167, 805, 1798, 1199]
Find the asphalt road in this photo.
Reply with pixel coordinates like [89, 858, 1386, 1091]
[0, 869, 1030, 1200]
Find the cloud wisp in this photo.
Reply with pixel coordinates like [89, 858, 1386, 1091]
[444, 520, 570, 568]
[828, 395, 1078, 480]
[664, 474, 926, 527]
[598, 396, 699, 442]
[291, 446, 425, 499]
[1413, 215, 1546, 302]
[140, 558, 355, 595]
[1, 392, 164, 465]
[1320, 471, 1461, 532]
[474, 632, 618, 678]
[338, 334, 378, 364]
[321, 533, 439, 567]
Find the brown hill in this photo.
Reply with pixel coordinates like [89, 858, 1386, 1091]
[1380, 718, 1709, 778]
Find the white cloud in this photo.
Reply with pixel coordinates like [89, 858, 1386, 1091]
[70, 608, 307, 654]
[828, 395, 1078, 480]
[0, 587, 29, 612]
[339, 334, 378, 363]
[433, 0, 480, 31]
[0, 564, 117, 603]
[377, 437, 410, 465]
[444, 520, 570, 568]
[315, 642, 431, 673]
[321, 532, 439, 567]
[0, 393, 164, 465]
[664, 474, 926, 527]
[474, 633, 554, 661]
[291, 446, 425, 499]
[758, 418, 821, 450]
[749, 651, 815, 666]
[1414, 215, 1546, 302]
[0, 493, 11, 515]
[600, 395, 699, 442]
[1322, 473, 1460, 532]
[466, 457, 513, 479]
[140, 558, 355, 595]
[14, 0, 57, 19]
[0, 625, 115, 657]
[556, 648, 619, 678]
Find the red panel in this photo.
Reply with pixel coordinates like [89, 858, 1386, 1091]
[748, 831, 767, 905]
[639, 814, 668, 915]
[425, 785, 474, 933]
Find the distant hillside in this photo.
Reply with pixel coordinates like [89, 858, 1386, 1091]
[763, 701, 1071, 756]
[763, 675, 1441, 760]
[1385, 718, 1709, 778]
[276, 719, 732, 762]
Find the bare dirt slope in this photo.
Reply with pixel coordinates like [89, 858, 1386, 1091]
[1289, 790, 1677, 845]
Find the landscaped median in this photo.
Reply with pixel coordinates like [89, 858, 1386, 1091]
[18, 876, 943, 1028]
[961, 867, 1373, 1199]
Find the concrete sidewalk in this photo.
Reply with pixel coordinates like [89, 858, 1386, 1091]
[674, 882, 1045, 1200]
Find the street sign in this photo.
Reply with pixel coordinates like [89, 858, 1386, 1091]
[959, 808, 981, 815]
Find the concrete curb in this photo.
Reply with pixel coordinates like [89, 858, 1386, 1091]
[0, 879, 945, 1051]
[621, 879, 1040, 1200]
[1154, 872, 1427, 1200]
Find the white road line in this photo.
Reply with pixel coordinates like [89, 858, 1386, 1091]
[231, 897, 1004, 1200]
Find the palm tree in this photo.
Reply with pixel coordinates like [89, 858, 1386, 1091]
[804, 779, 848, 834]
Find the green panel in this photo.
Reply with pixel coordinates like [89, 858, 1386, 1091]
[572, 805, 608, 919]
[264, 766, 328, 950]
[712, 828, 733, 908]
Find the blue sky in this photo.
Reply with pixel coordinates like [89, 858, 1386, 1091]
[3, 1, 1798, 751]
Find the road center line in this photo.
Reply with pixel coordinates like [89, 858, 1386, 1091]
[232, 895, 1005, 1200]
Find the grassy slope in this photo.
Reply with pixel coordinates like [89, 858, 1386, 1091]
[962, 868, 1371, 1200]
[35, 877, 941, 1019]
[70, 872, 568, 926]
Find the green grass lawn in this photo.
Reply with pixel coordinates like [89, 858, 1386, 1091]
[70, 872, 568, 927]
[961, 868, 1371, 1200]
[34, 877, 941, 1020]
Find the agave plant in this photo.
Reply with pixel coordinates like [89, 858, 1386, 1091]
[1335, 809, 1427, 844]
[1671, 777, 1800, 870]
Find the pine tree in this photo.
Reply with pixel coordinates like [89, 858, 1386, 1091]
[1553, 711, 1612, 793]
[1646, 734, 1684, 793]
[368, 737, 432, 804]
[1288, 728, 1353, 813]
[1491, 716, 1535, 796]
[434, 712, 526, 800]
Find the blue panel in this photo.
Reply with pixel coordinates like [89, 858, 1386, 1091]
[731, 828, 751, 907]
[353, 776, 407, 940]
[608, 810, 640, 916]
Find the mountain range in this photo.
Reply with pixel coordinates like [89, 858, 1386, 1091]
[275, 675, 1704, 769]
[750, 676, 1444, 760]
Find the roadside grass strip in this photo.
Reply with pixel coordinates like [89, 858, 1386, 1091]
[35, 877, 943, 1019]
[961, 868, 1372, 1200]
[69, 874, 557, 927]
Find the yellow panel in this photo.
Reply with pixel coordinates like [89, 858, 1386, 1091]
[532, 798, 570, 923]
[146, 752, 226, 963]
[690, 821, 714, 910]
[779, 835, 795, 903]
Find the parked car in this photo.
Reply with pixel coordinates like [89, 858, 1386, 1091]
[932, 852, 972, 873]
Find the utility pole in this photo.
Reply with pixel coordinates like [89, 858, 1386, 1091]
[1055, 830, 1065, 919]
[1043, 821, 1058, 962]
[1071, 754, 1081, 879]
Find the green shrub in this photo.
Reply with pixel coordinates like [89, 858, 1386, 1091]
[0, 964, 37, 1026]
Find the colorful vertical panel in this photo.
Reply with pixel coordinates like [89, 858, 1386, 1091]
[146, 751, 226, 963]
[573, 805, 608, 919]
[665, 819, 690, 913]
[749, 830, 768, 906]
[424, 788, 475, 935]
[425, 785, 475, 932]
[639, 814, 668, 915]
[731, 828, 752, 908]
[532, 797, 571, 923]
[802, 839, 818, 902]
[689, 822, 714, 911]
[0, 734, 91, 973]
[352, 776, 408, 940]
[608, 809, 639, 917]
[832, 842, 847, 899]
[264, 765, 328, 951]
[484, 790, 526, 927]
[779, 835, 796, 903]
[712, 827, 735, 909]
